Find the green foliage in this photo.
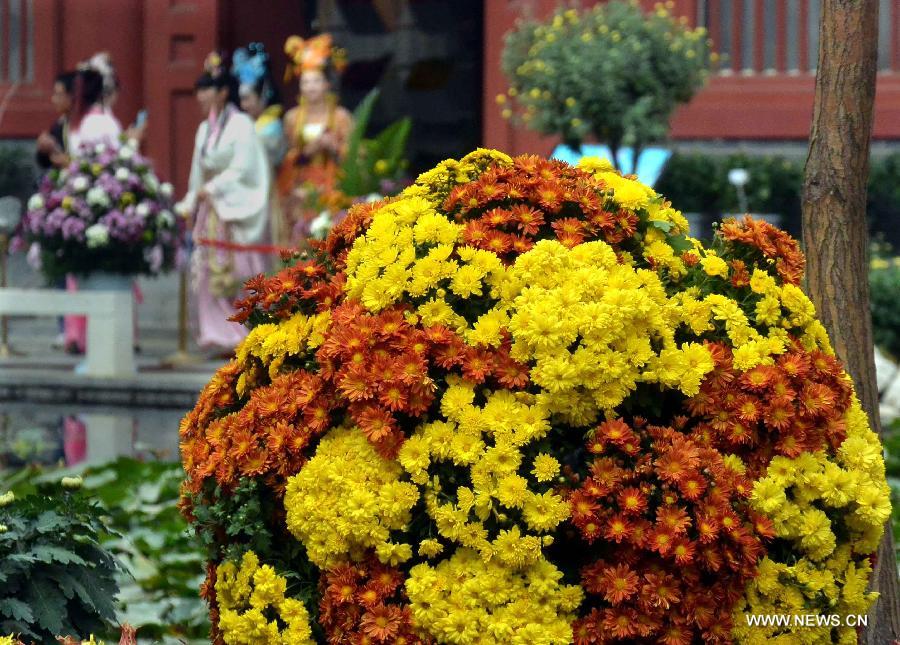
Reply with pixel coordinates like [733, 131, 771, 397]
[339, 88, 411, 198]
[658, 151, 900, 241]
[882, 421, 900, 567]
[0, 144, 34, 203]
[655, 153, 804, 228]
[0, 484, 120, 642]
[187, 476, 321, 636]
[869, 243, 900, 361]
[189, 477, 279, 564]
[501, 2, 712, 164]
[3, 459, 209, 642]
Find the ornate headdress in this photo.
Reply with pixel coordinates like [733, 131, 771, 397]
[78, 51, 117, 95]
[232, 43, 268, 86]
[232, 43, 278, 105]
[203, 51, 227, 79]
[284, 34, 347, 82]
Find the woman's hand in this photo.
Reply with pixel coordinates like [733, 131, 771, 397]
[319, 131, 339, 154]
[36, 132, 59, 154]
[124, 122, 147, 144]
[49, 151, 70, 168]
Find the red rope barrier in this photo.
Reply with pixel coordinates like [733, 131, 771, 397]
[195, 237, 295, 256]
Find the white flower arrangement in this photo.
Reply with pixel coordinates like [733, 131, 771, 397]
[27, 195, 43, 211]
[71, 176, 89, 192]
[86, 187, 110, 208]
[85, 223, 110, 248]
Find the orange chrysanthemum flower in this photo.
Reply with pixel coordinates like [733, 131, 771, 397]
[598, 564, 640, 605]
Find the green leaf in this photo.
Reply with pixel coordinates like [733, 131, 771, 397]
[81, 469, 119, 490]
[24, 578, 67, 637]
[54, 567, 117, 621]
[339, 88, 381, 196]
[650, 219, 673, 233]
[34, 509, 67, 533]
[29, 544, 88, 566]
[667, 234, 694, 253]
[0, 598, 33, 623]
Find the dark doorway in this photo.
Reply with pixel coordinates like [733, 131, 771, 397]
[316, 0, 484, 175]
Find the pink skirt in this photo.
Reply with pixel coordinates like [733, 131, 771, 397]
[192, 202, 268, 351]
[63, 277, 143, 353]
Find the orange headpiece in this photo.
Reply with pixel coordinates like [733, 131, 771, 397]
[284, 34, 347, 81]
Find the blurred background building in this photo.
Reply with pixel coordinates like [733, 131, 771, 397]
[1, 0, 899, 193]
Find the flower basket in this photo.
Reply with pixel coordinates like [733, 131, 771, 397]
[180, 150, 889, 644]
[20, 141, 183, 283]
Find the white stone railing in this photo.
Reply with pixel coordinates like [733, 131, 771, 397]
[0, 287, 134, 377]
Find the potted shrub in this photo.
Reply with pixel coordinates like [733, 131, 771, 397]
[20, 141, 182, 290]
[499, 1, 714, 173]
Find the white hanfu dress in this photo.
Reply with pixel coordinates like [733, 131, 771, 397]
[178, 104, 270, 350]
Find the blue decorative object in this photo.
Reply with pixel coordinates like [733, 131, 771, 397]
[232, 43, 269, 87]
[551, 144, 672, 188]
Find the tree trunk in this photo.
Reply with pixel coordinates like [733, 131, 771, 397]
[802, 1, 900, 643]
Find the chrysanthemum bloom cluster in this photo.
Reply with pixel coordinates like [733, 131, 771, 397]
[570, 419, 769, 643]
[318, 556, 427, 644]
[214, 551, 314, 644]
[180, 149, 889, 644]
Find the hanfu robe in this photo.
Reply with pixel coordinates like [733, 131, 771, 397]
[178, 105, 270, 350]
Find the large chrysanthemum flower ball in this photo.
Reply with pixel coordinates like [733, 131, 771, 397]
[180, 150, 889, 645]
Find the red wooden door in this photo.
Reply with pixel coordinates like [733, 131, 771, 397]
[142, 0, 221, 194]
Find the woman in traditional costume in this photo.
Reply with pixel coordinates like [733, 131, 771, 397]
[277, 34, 353, 245]
[176, 53, 270, 353]
[232, 43, 290, 247]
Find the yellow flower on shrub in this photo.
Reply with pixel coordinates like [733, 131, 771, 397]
[500, 239, 712, 417]
[284, 426, 419, 568]
[736, 396, 888, 642]
[405, 548, 582, 645]
[215, 551, 314, 645]
[700, 253, 729, 278]
[235, 310, 331, 382]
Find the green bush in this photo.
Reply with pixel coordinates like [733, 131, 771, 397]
[655, 152, 804, 234]
[500, 2, 712, 167]
[339, 89, 411, 198]
[657, 151, 900, 242]
[2, 459, 209, 642]
[881, 421, 900, 567]
[870, 244, 900, 361]
[0, 480, 120, 642]
[0, 145, 34, 204]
